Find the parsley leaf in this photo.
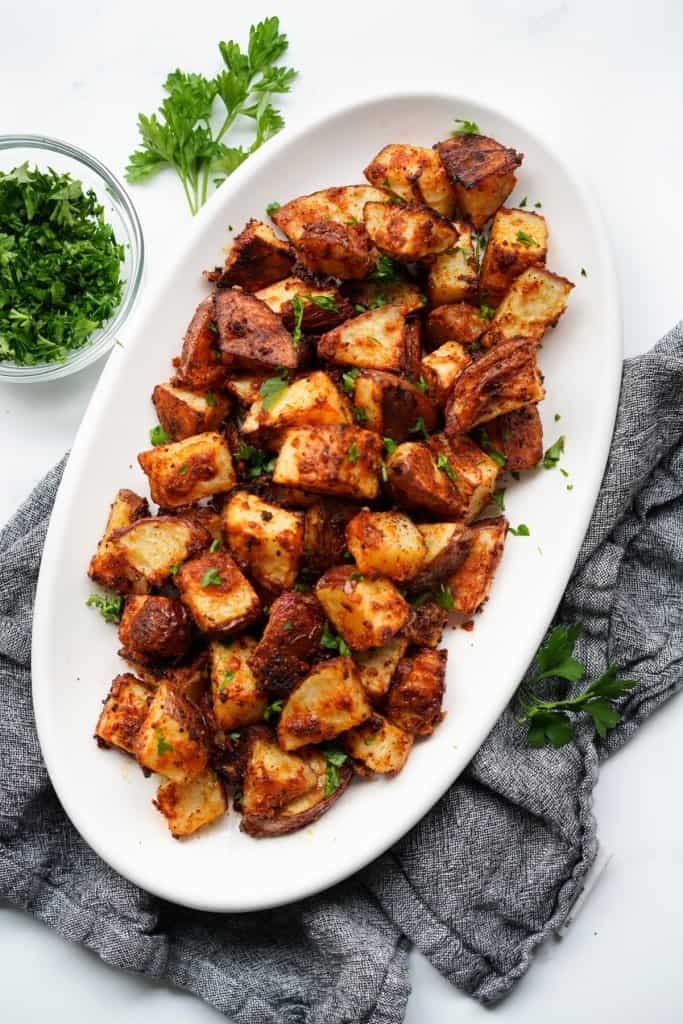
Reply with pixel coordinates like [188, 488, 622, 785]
[263, 698, 284, 723]
[383, 437, 398, 457]
[266, 200, 280, 216]
[479, 302, 495, 321]
[581, 267, 588, 277]
[542, 435, 565, 469]
[436, 453, 457, 482]
[304, 293, 338, 312]
[414, 374, 428, 394]
[320, 621, 351, 657]
[86, 593, 123, 624]
[155, 731, 174, 756]
[322, 743, 349, 796]
[353, 406, 368, 424]
[209, 538, 222, 553]
[519, 196, 528, 207]
[473, 426, 506, 467]
[492, 487, 506, 511]
[200, 568, 223, 587]
[235, 440, 276, 479]
[169, 562, 181, 576]
[259, 373, 289, 410]
[290, 295, 304, 345]
[369, 254, 401, 282]
[219, 670, 235, 691]
[341, 367, 360, 395]
[452, 117, 480, 134]
[434, 583, 455, 611]
[515, 230, 539, 248]
[347, 442, 359, 464]
[408, 417, 428, 438]
[509, 523, 530, 536]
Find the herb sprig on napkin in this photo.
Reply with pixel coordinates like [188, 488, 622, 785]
[126, 16, 298, 214]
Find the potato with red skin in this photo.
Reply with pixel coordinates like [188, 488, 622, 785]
[110, 516, 211, 588]
[273, 424, 382, 502]
[249, 591, 325, 697]
[119, 648, 209, 705]
[272, 185, 388, 241]
[152, 382, 231, 442]
[240, 371, 352, 449]
[241, 725, 317, 817]
[386, 648, 447, 736]
[421, 341, 472, 405]
[363, 201, 457, 262]
[479, 208, 548, 304]
[435, 133, 523, 230]
[486, 404, 544, 472]
[138, 432, 236, 509]
[296, 219, 374, 280]
[364, 143, 457, 217]
[213, 288, 301, 372]
[408, 522, 472, 591]
[345, 275, 426, 316]
[345, 509, 427, 582]
[135, 681, 209, 783]
[428, 433, 500, 522]
[446, 516, 508, 615]
[302, 499, 359, 574]
[160, 504, 223, 543]
[176, 550, 261, 636]
[173, 296, 229, 392]
[482, 267, 574, 349]
[209, 636, 267, 732]
[255, 276, 353, 331]
[154, 769, 228, 838]
[208, 218, 294, 291]
[355, 636, 408, 704]
[94, 674, 152, 754]
[445, 337, 545, 436]
[343, 713, 413, 775]
[277, 656, 372, 751]
[424, 303, 487, 350]
[118, 595, 193, 665]
[400, 600, 449, 648]
[318, 305, 419, 377]
[315, 565, 410, 652]
[223, 491, 304, 593]
[88, 489, 150, 595]
[224, 370, 271, 407]
[425, 221, 479, 306]
[352, 370, 438, 442]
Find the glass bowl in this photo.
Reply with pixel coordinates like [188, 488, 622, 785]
[0, 135, 144, 383]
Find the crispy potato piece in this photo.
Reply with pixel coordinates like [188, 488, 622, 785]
[428, 433, 500, 521]
[294, 220, 373, 280]
[118, 595, 193, 664]
[277, 656, 371, 750]
[346, 276, 426, 316]
[213, 288, 300, 371]
[435, 134, 523, 230]
[401, 599, 448, 648]
[482, 267, 574, 348]
[209, 219, 293, 291]
[446, 515, 508, 615]
[273, 424, 382, 501]
[343, 713, 413, 774]
[426, 222, 479, 305]
[386, 648, 447, 736]
[364, 143, 457, 217]
[224, 490, 304, 592]
[224, 370, 271, 407]
[385, 442, 461, 520]
[255, 276, 353, 331]
[151, 382, 231, 442]
[154, 769, 228, 838]
[272, 185, 389, 240]
[119, 648, 209, 705]
[355, 636, 408, 704]
[112, 516, 210, 588]
[421, 341, 472, 404]
[241, 371, 352, 447]
[249, 591, 325, 696]
[240, 747, 351, 836]
[242, 726, 318, 816]
[94, 673, 152, 754]
[486, 404, 543, 472]
[363, 201, 457, 261]
[209, 636, 266, 731]
[315, 565, 410, 651]
[424, 302, 487, 350]
[479, 208, 547, 304]
[138, 432, 236, 509]
[88, 488, 150, 594]
[302, 499, 359, 574]
[409, 522, 472, 590]
[162, 504, 223, 543]
[174, 297, 229, 392]
[318, 305, 416, 375]
[445, 338, 545, 435]
[346, 509, 427, 582]
[135, 681, 209, 783]
[353, 370, 437, 441]
[176, 550, 261, 636]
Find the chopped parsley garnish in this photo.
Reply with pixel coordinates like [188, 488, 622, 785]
[363, 734, 376, 746]
[534, 201, 542, 209]
[235, 440, 276, 479]
[320, 621, 351, 657]
[200, 568, 223, 587]
[304, 293, 338, 312]
[473, 425, 506, 467]
[542, 435, 565, 470]
[178, 463, 188, 475]
[380, 463, 389, 483]
[150, 425, 171, 446]
[479, 302, 495, 321]
[322, 743, 349, 796]
[290, 294, 305, 345]
[0, 164, 125, 366]
[353, 406, 368, 424]
[347, 442, 359, 464]
[155, 731, 174, 756]
[519, 196, 528, 207]
[266, 201, 281, 216]
[469, 339, 482, 353]
[259, 373, 289, 410]
[207, 320, 219, 334]
[349, 572, 364, 581]
[209, 538, 222, 553]
[169, 562, 181, 576]
[409, 590, 432, 608]
[219, 670, 235, 690]
[85, 593, 123, 624]
[345, 216, 359, 226]
[205, 391, 216, 406]
[436, 453, 457, 482]
[516, 230, 539, 248]
[263, 698, 284, 723]
[282, 620, 293, 631]
[509, 523, 530, 537]
[388, 195, 405, 205]
[228, 731, 241, 742]
[369, 253, 401, 282]
[415, 374, 428, 394]
[554, 412, 561, 422]
[434, 583, 455, 611]
[408, 417, 428, 438]
[383, 436, 397, 456]
[342, 367, 360, 395]
[452, 117, 480, 135]
[492, 488, 506, 511]
[581, 267, 588, 277]
[472, 232, 486, 269]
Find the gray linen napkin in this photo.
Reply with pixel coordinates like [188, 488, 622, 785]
[1, 324, 681, 1022]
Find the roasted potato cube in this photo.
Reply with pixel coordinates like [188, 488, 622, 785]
[277, 656, 371, 750]
[241, 371, 352, 447]
[250, 592, 325, 697]
[255, 276, 353, 332]
[210, 218, 293, 291]
[445, 338, 544, 435]
[315, 566, 410, 651]
[112, 515, 210, 588]
[343, 713, 414, 774]
[353, 370, 437, 442]
[401, 599, 449, 648]
[364, 144, 457, 217]
[428, 433, 500, 521]
[176, 550, 261, 636]
[385, 442, 462, 520]
[120, 648, 209, 705]
[209, 636, 266, 731]
[486, 404, 543, 472]
[273, 425, 382, 501]
[355, 636, 408, 704]
[346, 275, 427, 316]
[88, 488, 150, 594]
[421, 341, 472, 404]
[479, 208, 547, 304]
[138, 432, 236, 509]
[173, 296, 229, 392]
[363, 200, 457, 262]
[302, 499, 359, 574]
[435, 134, 523, 230]
[94, 673, 153, 754]
[224, 370, 271, 407]
[272, 185, 389, 240]
[118, 595, 193, 664]
[426, 222, 479, 305]
[213, 288, 300, 371]
[482, 267, 574, 348]
[318, 305, 417, 375]
[135, 681, 209, 783]
[162, 504, 223, 543]
[154, 769, 228, 838]
[240, 747, 351, 837]
[424, 302, 487, 350]
[446, 515, 507, 615]
[346, 510, 427, 582]
[242, 726, 318, 816]
[386, 648, 447, 736]
[223, 490, 304, 592]
[409, 522, 472, 590]
[151, 382, 231, 442]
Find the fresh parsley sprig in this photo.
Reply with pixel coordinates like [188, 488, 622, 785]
[322, 743, 349, 796]
[518, 625, 638, 748]
[126, 17, 298, 214]
[86, 593, 123, 624]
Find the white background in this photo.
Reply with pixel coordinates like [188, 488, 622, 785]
[1, 1, 681, 1020]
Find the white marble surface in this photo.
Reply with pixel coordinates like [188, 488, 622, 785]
[1, 1, 682, 1020]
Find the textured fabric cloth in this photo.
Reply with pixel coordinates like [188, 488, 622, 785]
[1, 325, 681, 1021]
